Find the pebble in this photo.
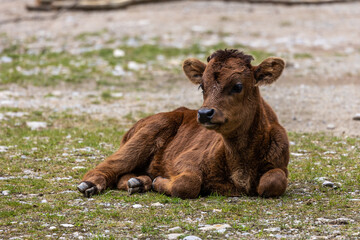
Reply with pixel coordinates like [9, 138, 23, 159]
[132, 204, 142, 208]
[26, 121, 47, 130]
[128, 61, 145, 71]
[2, 190, 10, 195]
[49, 226, 56, 230]
[60, 224, 74, 228]
[353, 113, 360, 121]
[72, 166, 85, 170]
[151, 202, 164, 207]
[0, 146, 8, 153]
[112, 65, 126, 76]
[322, 180, 334, 188]
[183, 236, 202, 240]
[111, 92, 124, 98]
[168, 226, 181, 232]
[326, 124, 336, 130]
[264, 227, 281, 232]
[199, 224, 231, 233]
[113, 49, 125, 57]
[1, 56, 13, 63]
[167, 233, 182, 239]
[41, 199, 48, 203]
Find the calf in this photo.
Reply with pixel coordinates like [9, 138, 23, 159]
[78, 49, 289, 199]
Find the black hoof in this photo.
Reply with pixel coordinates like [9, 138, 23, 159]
[77, 181, 97, 198]
[77, 182, 89, 193]
[84, 186, 98, 198]
[127, 178, 143, 195]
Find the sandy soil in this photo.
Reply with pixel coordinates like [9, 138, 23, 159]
[0, 0, 360, 136]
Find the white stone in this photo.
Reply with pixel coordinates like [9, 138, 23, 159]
[49, 226, 56, 230]
[60, 224, 74, 228]
[113, 49, 125, 58]
[353, 113, 360, 121]
[151, 202, 164, 207]
[167, 233, 182, 239]
[132, 204, 142, 208]
[110, 92, 123, 98]
[26, 121, 47, 130]
[199, 224, 231, 232]
[112, 65, 126, 76]
[183, 236, 202, 240]
[0, 146, 8, 153]
[264, 227, 281, 232]
[326, 124, 336, 130]
[322, 180, 334, 188]
[168, 226, 181, 232]
[128, 61, 145, 71]
[72, 166, 85, 170]
[1, 56, 13, 63]
[2, 190, 10, 195]
[41, 199, 48, 203]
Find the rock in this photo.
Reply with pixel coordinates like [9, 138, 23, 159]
[60, 224, 74, 228]
[264, 227, 281, 232]
[151, 202, 164, 207]
[72, 166, 85, 170]
[183, 236, 202, 240]
[113, 49, 125, 58]
[112, 65, 126, 76]
[26, 121, 47, 130]
[41, 199, 48, 203]
[132, 204, 142, 208]
[322, 180, 334, 188]
[353, 113, 360, 121]
[168, 226, 181, 232]
[2, 190, 10, 195]
[128, 61, 145, 71]
[199, 224, 231, 233]
[330, 218, 354, 225]
[167, 233, 182, 239]
[49, 226, 56, 230]
[1, 56, 13, 63]
[0, 146, 8, 153]
[314, 177, 327, 182]
[110, 92, 123, 98]
[326, 124, 336, 130]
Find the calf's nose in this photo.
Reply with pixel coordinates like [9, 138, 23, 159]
[198, 108, 215, 124]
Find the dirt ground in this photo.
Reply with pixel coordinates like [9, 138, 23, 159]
[1, 0, 360, 136]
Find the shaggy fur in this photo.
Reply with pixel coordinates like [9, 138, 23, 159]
[78, 49, 290, 199]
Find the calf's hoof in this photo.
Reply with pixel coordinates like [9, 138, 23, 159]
[77, 181, 98, 198]
[127, 178, 144, 195]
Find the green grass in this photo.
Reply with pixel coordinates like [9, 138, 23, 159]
[0, 40, 271, 88]
[0, 108, 359, 239]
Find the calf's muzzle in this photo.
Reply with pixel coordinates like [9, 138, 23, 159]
[198, 108, 215, 124]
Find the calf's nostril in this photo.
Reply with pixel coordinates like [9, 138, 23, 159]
[198, 108, 215, 123]
[206, 109, 215, 117]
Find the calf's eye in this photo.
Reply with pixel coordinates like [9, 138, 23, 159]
[231, 83, 243, 94]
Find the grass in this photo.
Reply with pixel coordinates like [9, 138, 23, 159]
[0, 107, 359, 239]
[0, 39, 271, 88]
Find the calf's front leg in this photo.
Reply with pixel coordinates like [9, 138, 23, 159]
[257, 168, 287, 197]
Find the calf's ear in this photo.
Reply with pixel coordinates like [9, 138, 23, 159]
[183, 58, 206, 85]
[253, 57, 285, 86]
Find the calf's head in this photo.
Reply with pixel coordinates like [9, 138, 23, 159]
[183, 49, 285, 135]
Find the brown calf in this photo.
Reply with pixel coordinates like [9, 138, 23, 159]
[78, 49, 290, 199]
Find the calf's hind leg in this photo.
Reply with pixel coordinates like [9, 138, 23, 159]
[257, 168, 287, 197]
[117, 174, 152, 195]
[152, 171, 202, 199]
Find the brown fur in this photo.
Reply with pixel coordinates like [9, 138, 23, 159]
[79, 49, 290, 199]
